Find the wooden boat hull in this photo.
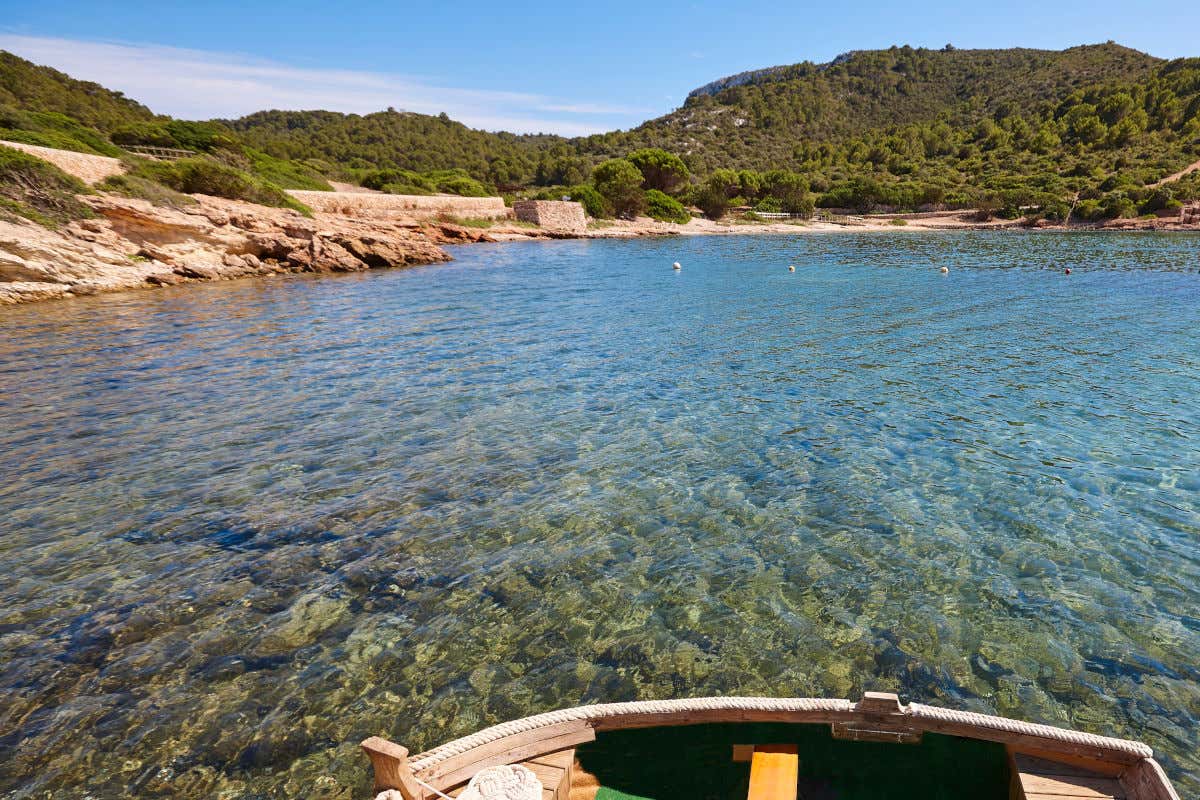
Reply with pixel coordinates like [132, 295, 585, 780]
[362, 693, 1179, 800]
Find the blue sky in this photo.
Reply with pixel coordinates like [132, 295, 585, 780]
[1, 0, 1197, 135]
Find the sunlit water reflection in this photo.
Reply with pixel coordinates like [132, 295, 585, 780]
[1, 231, 1198, 798]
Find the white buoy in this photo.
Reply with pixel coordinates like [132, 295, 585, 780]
[788, 265, 796, 272]
[672, 261, 681, 271]
[939, 266, 949, 274]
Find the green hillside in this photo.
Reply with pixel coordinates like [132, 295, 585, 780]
[227, 109, 570, 191]
[2, 43, 1199, 223]
[593, 44, 1200, 214]
[227, 43, 1200, 217]
[0, 50, 154, 131]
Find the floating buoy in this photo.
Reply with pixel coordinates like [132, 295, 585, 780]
[939, 266, 949, 274]
[1064, 268, 1072, 275]
[672, 261, 681, 271]
[788, 265, 796, 272]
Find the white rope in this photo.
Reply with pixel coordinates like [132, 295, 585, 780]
[408, 697, 850, 770]
[404, 695, 1152, 773]
[907, 702, 1152, 757]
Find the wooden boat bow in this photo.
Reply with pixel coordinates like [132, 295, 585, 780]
[361, 693, 1179, 800]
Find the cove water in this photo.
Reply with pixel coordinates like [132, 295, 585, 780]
[1, 231, 1198, 797]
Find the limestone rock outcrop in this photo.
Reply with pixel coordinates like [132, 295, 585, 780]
[0, 193, 459, 305]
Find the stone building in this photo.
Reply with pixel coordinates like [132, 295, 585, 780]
[512, 200, 587, 235]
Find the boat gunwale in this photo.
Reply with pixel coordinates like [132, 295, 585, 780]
[400, 695, 1154, 773]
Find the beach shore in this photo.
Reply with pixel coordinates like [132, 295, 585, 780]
[2, 190, 1197, 306]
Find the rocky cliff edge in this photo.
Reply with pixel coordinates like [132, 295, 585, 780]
[0, 193, 501, 305]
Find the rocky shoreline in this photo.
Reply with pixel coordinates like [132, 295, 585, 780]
[2, 192, 1197, 306]
[0, 193, 485, 305]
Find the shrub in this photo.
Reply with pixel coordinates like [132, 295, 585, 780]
[97, 173, 196, 208]
[361, 168, 435, 195]
[754, 197, 783, 213]
[971, 196, 1002, 221]
[435, 175, 490, 197]
[109, 121, 177, 148]
[1042, 200, 1071, 221]
[626, 148, 689, 193]
[110, 119, 238, 153]
[435, 214, 494, 228]
[645, 189, 690, 223]
[566, 183, 607, 218]
[0, 108, 123, 156]
[247, 149, 332, 191]
[128, 157, 310, 214]
[696, 183, 730, 219]
[761, 169, 813, 215]
[359, 168, 490, 197]
[0, 146, 94, 227]
[1075, 199, 1103, 220]
[592, 158, 645, 218]
[1099, 191, 1136, 219]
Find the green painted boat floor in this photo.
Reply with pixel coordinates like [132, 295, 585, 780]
[576, 723, 1010, 800]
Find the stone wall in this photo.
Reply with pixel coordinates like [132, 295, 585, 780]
[2, 140, 125, 184]
[513, 200, 587, 234]
[289, 190, 510, 220]
[1183, 204, 1200, 224]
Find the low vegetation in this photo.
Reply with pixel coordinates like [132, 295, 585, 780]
[0, 108, 124, 156]
[359, 167, 489, 197]
[126, 157, 311, 214]
[592, 158, 647, 218]
[96, 173, 197, 209]
[436, 215, 496, 228]
[0, 146, 94, 227]
[645, 189, 690, 223]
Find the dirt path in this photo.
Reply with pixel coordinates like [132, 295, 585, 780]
[1152, 157, 1200, 187]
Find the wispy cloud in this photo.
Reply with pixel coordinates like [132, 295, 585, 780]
[0, 34, 652, 135]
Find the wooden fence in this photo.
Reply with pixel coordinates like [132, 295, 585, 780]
[121, 145, 194, 161]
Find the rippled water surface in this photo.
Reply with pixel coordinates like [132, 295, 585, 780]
[2, 232, 1199, 798]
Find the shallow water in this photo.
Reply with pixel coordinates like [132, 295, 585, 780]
[1, 231, 1198, 799]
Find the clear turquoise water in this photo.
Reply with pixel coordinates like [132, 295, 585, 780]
[1, 231, 1198, 798]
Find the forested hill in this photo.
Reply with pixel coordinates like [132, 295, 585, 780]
[0, 51, 154, 131]
[225, 43, 1200, 197]
[627, 43, 1170, 171]
[684, 44, 1159, 103]
[2, 43, 1199, 223]
[227, 109, 569, 190]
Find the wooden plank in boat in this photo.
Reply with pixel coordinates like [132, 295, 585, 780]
[425, 726, 595, 790]
[527, 747, 576, 800]
[1016, 755, 1122, 779]
[1020, 773, 1125, 798]
[1012, 748, 1125, 778]
[527, 747, 575, 770]
[747, 744, 798, 800]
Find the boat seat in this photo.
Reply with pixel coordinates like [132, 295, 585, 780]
[1013, 754, 1126, 800]
[742, 744, 799, 800]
